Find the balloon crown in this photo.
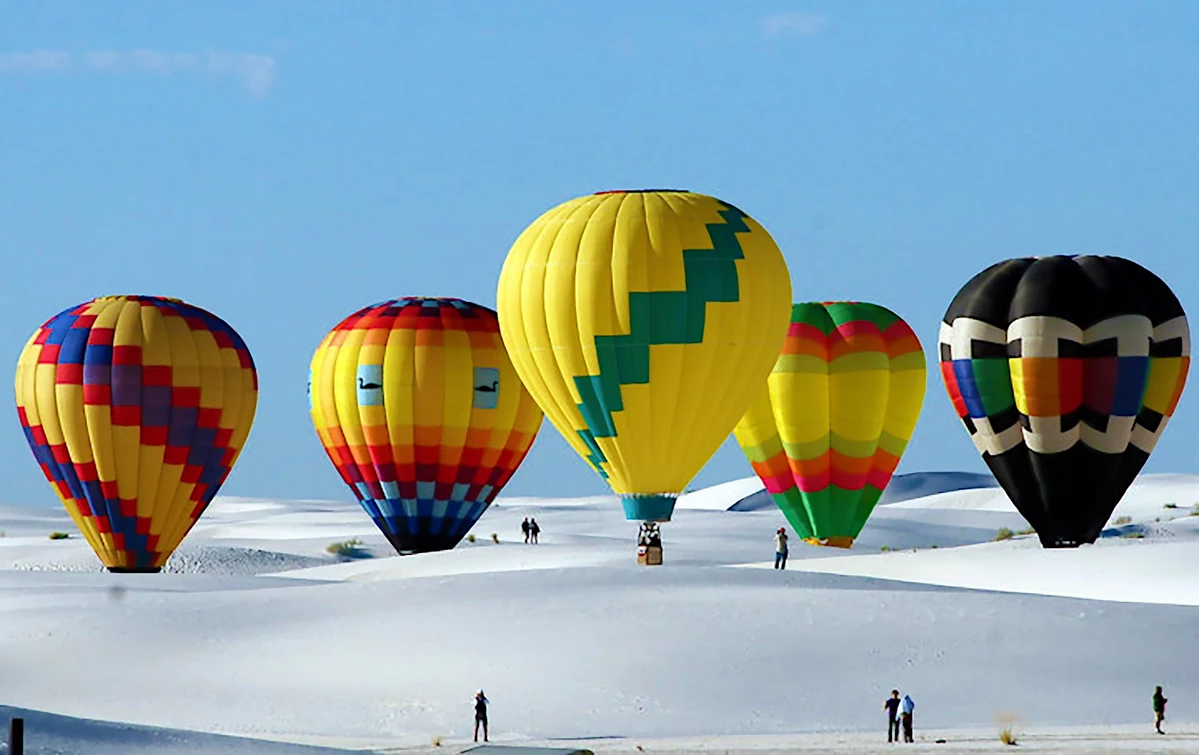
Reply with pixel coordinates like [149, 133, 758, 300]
[93, 295, 186, 305]
[593, 189, 689, 195]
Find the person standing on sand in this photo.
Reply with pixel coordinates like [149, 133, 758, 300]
[521, 517, 531, 543]
[529, 518, 540, 544]
[1154, 685, 1167, 734]
[884, 689, 901, 742]
[900, 693, 915, 742]
[774, 527, 789, 569]
[473, 689, 490, 742]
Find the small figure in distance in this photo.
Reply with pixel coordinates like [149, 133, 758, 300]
[884, 689, 901, 743]
[529, 517, 540, 544]
[521, 517, 530, 544]
[774, 527, 789, 570]
[1154, 685, 1168, 735]
[473, 689, 489, 742]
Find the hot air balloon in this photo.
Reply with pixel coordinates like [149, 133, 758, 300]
[308, 297, 543, 554]
[496, 189, 792, 555]
[734, 302, 926, 547]
[14, 295, 258, 573]
[939, 255, 1189, 547]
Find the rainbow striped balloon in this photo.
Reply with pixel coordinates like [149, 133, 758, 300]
[309, 297, 543, 554]
[733, 302, 926, 547]
[14, 295, 258, 572]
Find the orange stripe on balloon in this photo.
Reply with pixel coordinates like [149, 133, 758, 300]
[870, 448, 901, 476]
[830, 450, 873, 476]
[783, 337, 828, 360]
[828, 334, 884, 360]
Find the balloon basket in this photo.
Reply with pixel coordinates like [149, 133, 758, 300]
[637, 544, 663, 566]
[106, 566, 163, 574]
[636, 522, 663, 566]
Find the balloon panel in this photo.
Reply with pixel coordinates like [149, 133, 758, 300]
[939, 256, 1189, 546]
[309, 297, 543, 553]
[14, 295, 258, 571]
[496, 190, 792, 521]
[735, 301, 925, 545]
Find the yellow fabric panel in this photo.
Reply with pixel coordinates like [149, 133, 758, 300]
[333, 327, 370, 464]
[882, 360, 927, 448]
[773, 368, 831, 450]
[383, 327, 417, 465]
[828, 362, 889, 443]
[733, 383, 781, 452]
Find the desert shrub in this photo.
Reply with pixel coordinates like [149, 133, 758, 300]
[467, 534, 476, 543]
[1190, 505, 1199, 517]
[1016, 527, 1036, 535]
[1163, 503, 1178, 509]
[880, 545, 893, 552]
[491, 533, 499, 544]
[1113, 515, 1132, 526]
[49, 531, 71, 540]
[325, 538, 365, 557]
[995, 527, 1014, 541]
[996, 713, 1022, 745]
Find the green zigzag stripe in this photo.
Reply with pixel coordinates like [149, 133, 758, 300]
[573, 202, 750, 475]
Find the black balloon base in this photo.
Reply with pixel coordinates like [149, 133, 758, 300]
[1038, 536, 1096, 549]
[106, 566, 163, 574]
[385, 533, 465, 556]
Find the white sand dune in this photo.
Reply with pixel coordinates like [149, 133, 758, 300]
[3, 472, 1199, 754]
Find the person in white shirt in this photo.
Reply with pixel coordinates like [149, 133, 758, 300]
[774, 527, 789, 569]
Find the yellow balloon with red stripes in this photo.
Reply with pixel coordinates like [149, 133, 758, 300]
[14, 295, 258, 572]
[308, 297, 544, 554]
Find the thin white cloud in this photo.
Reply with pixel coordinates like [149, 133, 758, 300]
[0, 49, 277, 95]
[761, 12, 830, 39]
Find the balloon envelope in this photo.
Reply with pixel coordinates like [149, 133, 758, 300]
[14, 295, 258, 572]
[939, 255, 1189, 547]
[735, 302, 926, 546]
[309, 297, 543, 554]
[496, 189, 792, 522]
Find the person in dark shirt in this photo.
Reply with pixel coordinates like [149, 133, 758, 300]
[473, 690, 489, 742]
[884, 689, 901, 742]
[521, 518, 530, 543]
[1154, 685, 1168, 734]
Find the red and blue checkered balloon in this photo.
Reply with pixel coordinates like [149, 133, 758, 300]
[14, 295, 258, 572]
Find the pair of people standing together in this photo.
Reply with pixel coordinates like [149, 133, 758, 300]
[884, 690, 915, 743]
[521, 517, 540, 544]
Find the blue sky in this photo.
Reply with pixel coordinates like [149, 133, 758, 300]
[1, 1, 1197, 508]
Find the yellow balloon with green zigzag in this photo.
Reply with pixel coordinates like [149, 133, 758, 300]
[496, 190, 793, 522]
